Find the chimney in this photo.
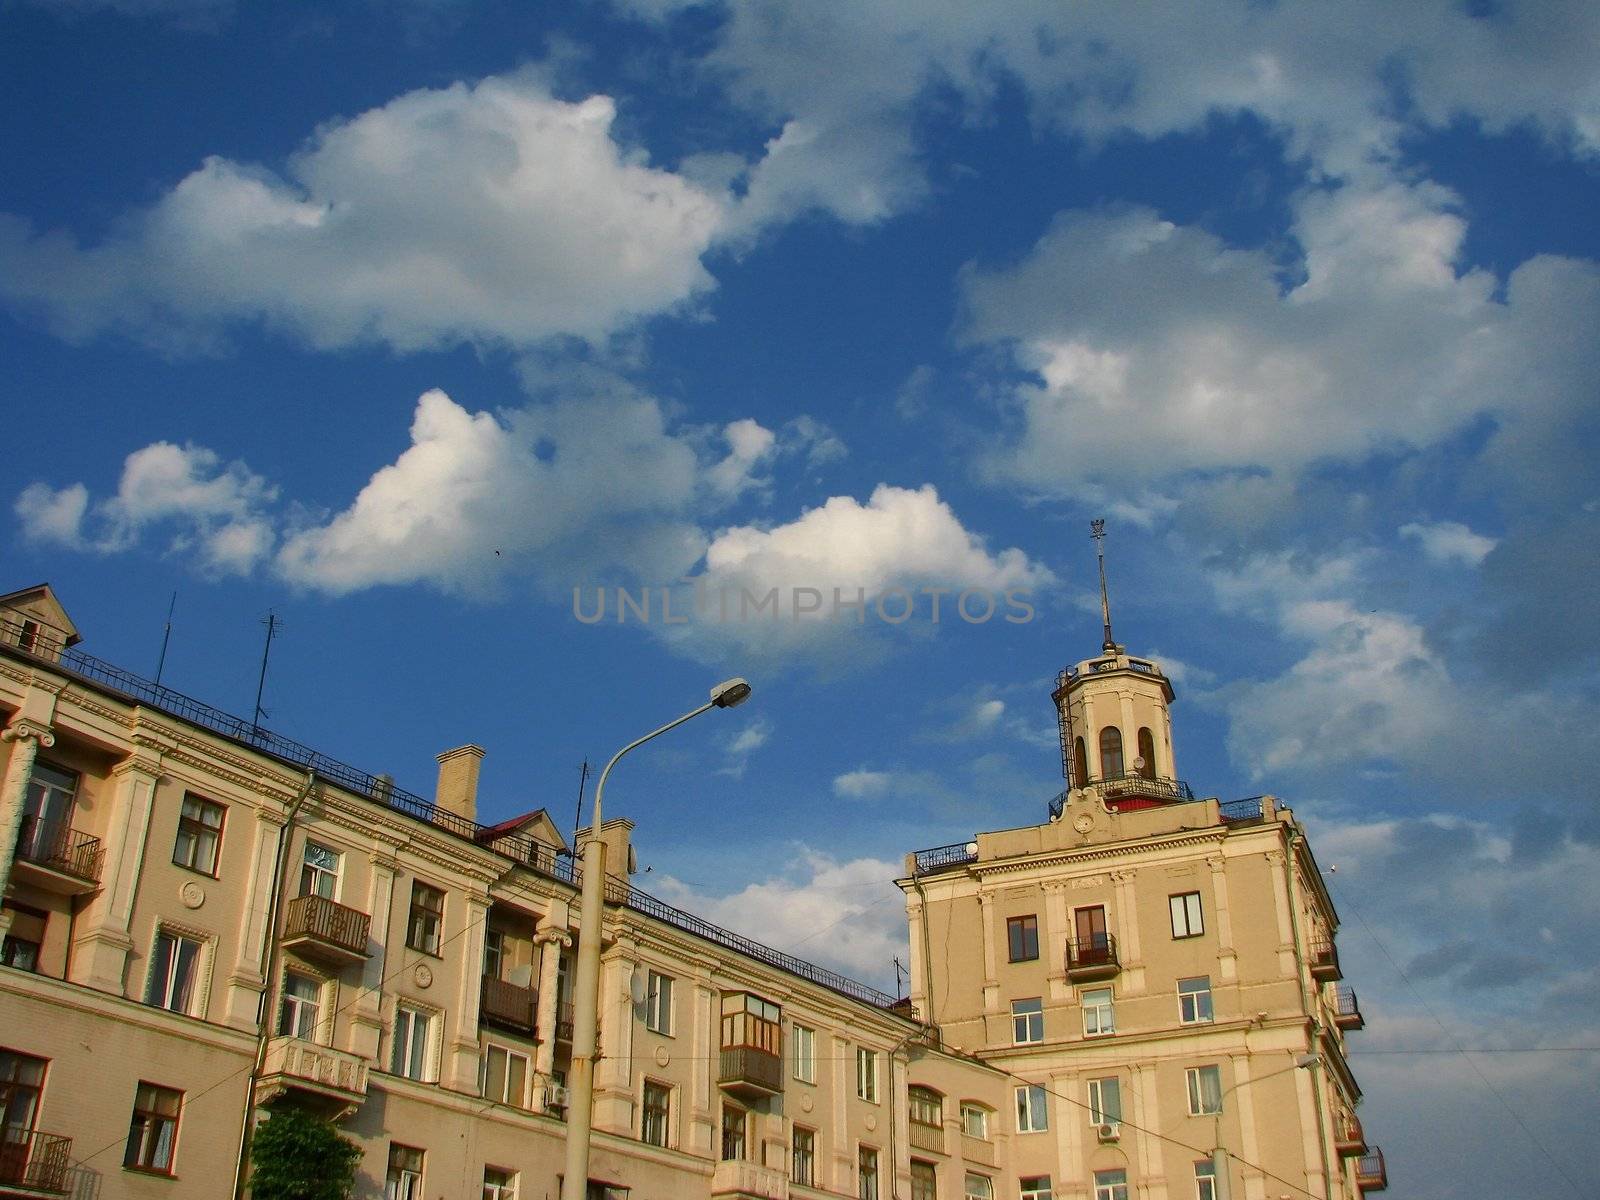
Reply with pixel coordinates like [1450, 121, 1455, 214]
[435, 745, 485, 823]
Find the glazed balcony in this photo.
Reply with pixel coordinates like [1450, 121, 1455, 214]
[1355, 1149, 1387, 1192]
[282, 894, 371, 968]
[0, 1129, 72, 1195]
[718, 1046, 784, 1100]
[1333, 985, 1364, 1031]
[1065, 933, 1121, 982]
[480, 975, 538, 1036]
[13, 817, 103, 895]
[711, 1159, 788, 1200]
[1308, 936, 1342, 982]
[1334, 1113, 1367, 1157]
[256, 1036, 369, 1118]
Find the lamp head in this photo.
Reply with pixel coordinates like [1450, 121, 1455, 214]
[1294, 1053, 1320, 1069]
[711, 677, 753, 709]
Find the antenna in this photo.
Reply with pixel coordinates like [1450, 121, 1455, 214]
[154, 591, 177, 688]
[893, 956, 907, 997]
[252, 610, 282, 735]
[1091, 518, 1115, 652]
[571, 759, 591, 849]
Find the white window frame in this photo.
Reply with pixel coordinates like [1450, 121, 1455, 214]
[480, 1043, 531, 1107]
[960, 1102, 990, 1139]
[964, 1173, 995, 1200]
[1094, 1170, 1129, 1200]
[1178, 976, 1213, 1024]
[301, 840, 341, 899]
[1087, 1076, 1122, 1129]
[1020, 1177, 1052, 1200]
[1011, 997, 1044, 1044]
[483, 1166, 518, 1200]
[1015, 1084, 1048, 1133]
[279, 970, 325, 1041]
[392, 1003, 436, 1082]
[1186, 1065, 1223, 1116]
[146, 929, 205, 1015]
[1170, 891, 1204, 939]
[1195, 1160, 1217, 1200]
[1081, 987, 1115, 1036]
[856, 1047, 880, 1103]
[794, 1023, 816, 1083]
[386, 1144, 424, 1200]
[645, 970, 674, 1035]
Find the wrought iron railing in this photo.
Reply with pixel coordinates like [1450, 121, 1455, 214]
[1066, 933, 1120, 973]
[15, 816, 104, 883]
[1219, 796, 1267, 823]
[1355, 1148, 1386, 1189]
[1308, 936, 1341, 978]
[1334, 984, 1361, 1020]
[912, 841, 978, 875]
[283, 894, 371, 957]
[1083, 772, 1196, 803]
[0, 1128, 73, 1194]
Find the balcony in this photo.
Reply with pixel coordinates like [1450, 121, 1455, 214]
[0, 1129, 72, 1195]
[1334, 1113, 1367, 1157]
[1355, 1149, 1387, 1192]
[711, 1159, 788, 1200]
[1065, 933, 1121, 982]
[480, 975, 538, 1036]
[282, 895, 371, 968]
[12, 817, 103, 895]
[256, 1036, 369, 1118]
[1333, 985, 1364, 1031]
[909, 1121, 944, 1155]
[1082, 772, 1196, 812]
[960, 1134, 994, 1167]
[1308, 937, 1342, 982]
[718, 1046, 784, 1100]
[557, 1000, 575, 1043]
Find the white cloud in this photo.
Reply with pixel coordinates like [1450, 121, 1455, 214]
[832, 769, 893, 800]
[15, 482, 88, 548]
[704, 419, 778, 502]
[1399, 521, 1498, 567]
[716, 716, 773, 779]
[0, 73, 726, 351]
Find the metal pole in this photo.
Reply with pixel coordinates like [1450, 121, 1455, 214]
[560, 700, 717, 1200]
[155, 591, 176, 688]
[1212, 1147, 1232, 1200]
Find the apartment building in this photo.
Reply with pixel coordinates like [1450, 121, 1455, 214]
[0, 582, 1383, 1200]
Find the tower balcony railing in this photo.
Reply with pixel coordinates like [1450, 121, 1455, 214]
[1065, 933, 1121, 981]
[1355, 1149, 1387, 1192]
[1079, 772, 1195, 806]
[1308, 936, 1342, 982]
[14, 816, 104, 891]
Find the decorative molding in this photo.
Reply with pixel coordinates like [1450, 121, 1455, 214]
[1, 717, 55, 748]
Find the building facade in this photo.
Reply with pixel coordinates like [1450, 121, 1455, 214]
[0, 584, 1384, 1200]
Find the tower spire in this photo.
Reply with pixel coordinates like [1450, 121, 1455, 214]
[1091, 519, 1115, 652]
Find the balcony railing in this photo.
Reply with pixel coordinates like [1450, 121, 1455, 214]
[480, 975, 538, 1035]
[1082, 772, 1196, 806]
[1333, 984, 1364, 1030]
[960, 1133, 994, 1167]
[557, 1000, 575, 1043]
[719, 1046, 783, 1099]
[14, 816, 103, 887]
[911, 841, 978, 875]
[257, 1036, 369, 1116]
[1066, 933, 1120, 980]
[909, 1120, 944, 1154]
[1308, 936, 1342, 981]
[1219, 797, 1267, 823]
[283, 894, 371, 965]
[0, 1129, 73, 1195]
[1334, 1113, 1367, 1156]
[711, 1159, 788, 1200]
[1355, 1149, 1387, 1192]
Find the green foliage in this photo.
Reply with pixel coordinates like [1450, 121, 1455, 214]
[247, 1103, 363, 1200]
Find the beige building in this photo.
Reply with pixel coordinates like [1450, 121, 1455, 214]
[0, 583, 1384, 1200]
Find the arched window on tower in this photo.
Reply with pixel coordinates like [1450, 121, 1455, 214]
[1073, 738, 1089, 789]
[1099, 727, 1124, 780]
[1137, 728, 1157, 779]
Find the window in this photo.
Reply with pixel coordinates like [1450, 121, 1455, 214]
[20, 764, 75, 855]
[858, 1145, 879, 1200]
[386, 1145, 424, 1200]
[484, 928, 505, 980]
[964, 1173, 994, 1200]
[1012, 998, 1044, 1044]
[641, 1081, 670, 1147]
[1020, 1178, 1052, 1200]
[856, 1047, 879, 1103]
[721, 992, 781, 1057]
[720, 1105, 746, 1161]
[793, 1024, 816, 1083]
[910, 1086, 943, 1131]
[1094, 1170, 1129, 1200]
[911, 1160, 937, 1200]
[483, 1167, 518, 1200]
[960, 1102, 989, 1139]
[279, 972, 322, 1040]
[1170, 892, 1204, 939]
[1081, 987, 1114, 1036]
[1186, 1065, 1223, 1116]
[1194, 1160, 1217, 1200]
[146, 930, 203, 1014]
[172, 795, 224, 875]
[301, 841, 341, 898]
[1178, 977, 1213, 1024]
[1007, 915, 1039, 962]
[792, 1126, 815, 1186]
[1099, 726, 1124, 778]
[645, 970, 673, 1035]
[392, 1005, 434, 1081]
[1015, 1084, 1047, 1133]
[1, 1050, 47, 1139]
[407, 883, 444, 955]
[1087, 1077, 1122, 1129]
[1, 904, 45, 972]
[1136, 728, 1157, 778]
[1072, 737, 1089, 788]
[480, 1044, 530, 1107]
[124, 1082, 181, 1173]
[1074, 905, 1109, 953]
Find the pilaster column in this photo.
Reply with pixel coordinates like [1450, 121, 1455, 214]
[689, 975, 715, 1153]
[71, 746, 162, 992]
[594, 935, 637, 1132]
[444, 888, 491, 1092]
[1208, 854, 1238, 982]
[0, 718, 55, 938]
[1265, 849, 1297, 976]
[350, 845, 398, 1061]
[978, 890, 999, 1036]
[1042, 881, 1069, 1001]
[224, 805, 287, 1027]
[533, 925, 573, 1103]
[1110, 869, 1143, 991]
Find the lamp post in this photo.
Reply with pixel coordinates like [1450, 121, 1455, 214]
[560, 678, 753, 1200]
[1210, 1054, 1318, 1200]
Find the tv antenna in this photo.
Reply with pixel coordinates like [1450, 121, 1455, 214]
[252, 610, 283, 735]
[154, 591, 177, 688]
[1091, 518, 1115, 652]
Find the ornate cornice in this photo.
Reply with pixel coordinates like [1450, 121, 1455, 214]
[972, 829, 1227, 878]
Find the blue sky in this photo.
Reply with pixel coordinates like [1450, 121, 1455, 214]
[3, 2, 1597, 1195]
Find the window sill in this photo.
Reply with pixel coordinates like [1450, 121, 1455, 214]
[171, 862, 221, 881]
[124, 1165, 178, 1178]
[405, 945, 443, 960]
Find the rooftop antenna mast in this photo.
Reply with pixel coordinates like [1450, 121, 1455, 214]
[154, 591, 177, 688]
[571, 759, 591, 850]
[252, 610, 282, 735]
[1091, 518, 1115, 652]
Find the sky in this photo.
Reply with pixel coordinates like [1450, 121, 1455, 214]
[2, 0, 1597, 1195]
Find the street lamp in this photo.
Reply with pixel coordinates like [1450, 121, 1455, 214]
[1210, 1054, 1319, 1200]
[560, 678, 753, 1200]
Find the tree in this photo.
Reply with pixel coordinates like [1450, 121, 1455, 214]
[247, 1103, 362, 1200]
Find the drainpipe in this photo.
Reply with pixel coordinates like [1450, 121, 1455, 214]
[908, 874, 939, 1037]
[231, 770, 317, 1200]
[1280, 826, 1335, 1200]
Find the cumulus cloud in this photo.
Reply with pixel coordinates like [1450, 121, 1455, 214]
[0, 73, 726, 351]
[1399, 521, 1498, 567]
[716, 716, 773, 779]
[832, 769, 893, 800]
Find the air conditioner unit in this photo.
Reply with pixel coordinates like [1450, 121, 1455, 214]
[1095, 1123, 1119, 1142]
[543, 1084, 570, 1110]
